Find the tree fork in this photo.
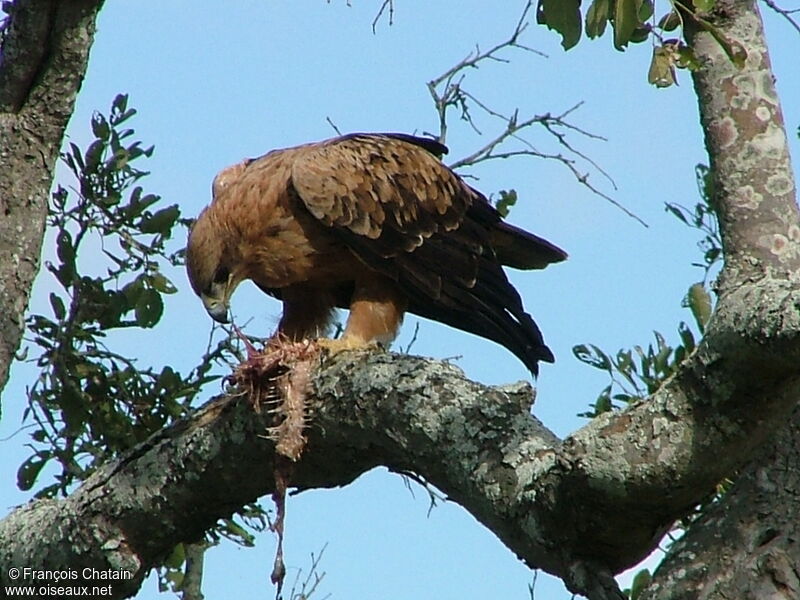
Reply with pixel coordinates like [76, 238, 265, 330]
[643, 1, 800, 597]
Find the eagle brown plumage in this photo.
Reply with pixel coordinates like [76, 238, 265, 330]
[186, 133, 566, 375]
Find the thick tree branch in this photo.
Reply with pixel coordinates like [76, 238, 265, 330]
[0, 0, 104, 396]
[0, 3, 797, 600]
[3, 257, 800, 600]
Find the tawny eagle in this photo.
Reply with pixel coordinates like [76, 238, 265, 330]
[186, 133, 566, 375]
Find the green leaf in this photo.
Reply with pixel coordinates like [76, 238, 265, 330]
[496, 189, 518, 218]
[676, 46, 701, 71]
[573, 344, 612, 370]
[630, 569, 652, 600]
[678, 321, 696, 354]
[629, 25, 651, 43]
[139, 205, 180, 235]
[665, 202, 688, 224]
[688, 282, 713, 332]
[638, 0, 654, 21]
[84, 139, 106, 171]
[135, 288, 164, 328]
[125, 187, 161, 220]
[150, 272, 178, 294]
[537, 0, 582, 50]
[55, 231, 77, 287]
[122, 276, 146, 306]
[595, 386, 613, 413]
[91, 113, 110, 140]
[49, 293, 66, 321]
[17, 453, 50, 491]
[693, 0, 715, 12]
[648, 46, 676, 88]
[112, 93, 128, 115]
[613, 0, 639, 50]
[586, 0, 610, 38]
[220, 518, 256, 546]
[69, 143, 85, 171]
[164, 543, 186, 569]
[658, 10, 681, 31]
[56, 230, 74, 264]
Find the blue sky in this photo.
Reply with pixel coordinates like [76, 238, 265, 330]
[1, 1, 799, 598]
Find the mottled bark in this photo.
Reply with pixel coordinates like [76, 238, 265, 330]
[2, 298, 800, 599]
[685, 0, 798, 282]
[642, 1, 800, 597]
[0, 0, 104, 396]
[643, 404, 800, 600]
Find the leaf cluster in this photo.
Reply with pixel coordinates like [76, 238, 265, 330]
[573, 323, 698, 417]
[536, 0, 746, 87]
[158, 503, 270, 593]
[14, 96, 276, 588]
[665, 164, 721, 283]
[18, 95, 222, 497]
[574, 161, 719, 417]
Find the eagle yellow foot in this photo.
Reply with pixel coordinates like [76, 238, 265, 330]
[315, 336, 380, 356]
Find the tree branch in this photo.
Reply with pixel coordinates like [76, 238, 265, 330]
[685, 0, 799, 283]
[643, 1, 800, 594]
[762, 0, 800, 35]
[3, 247, 800, 600]
[423, 1, 645, 226]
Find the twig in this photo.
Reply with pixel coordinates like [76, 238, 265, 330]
[181, 541, 211, 600]
[425, 0, 545, 146]
[287, 544, 330, 600]
[394, 468, 448, 516]
[325, 116, 342, 136]
[400, 321, 420, 353]
[528, 570, 539, 600]
[372, 0, 394, 33]
[763, 0, 800, 35]
[424, 0, 646, 226]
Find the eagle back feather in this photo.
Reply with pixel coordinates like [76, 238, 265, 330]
[290, 134, 470, 246]
[286, 133, 558, 374]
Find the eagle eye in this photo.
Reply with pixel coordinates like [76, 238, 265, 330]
[212, 265, 230, 285]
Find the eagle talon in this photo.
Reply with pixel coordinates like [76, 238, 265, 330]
[316, 337, 380, 356]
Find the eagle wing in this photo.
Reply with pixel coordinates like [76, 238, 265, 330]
[290, 133, 558, 374]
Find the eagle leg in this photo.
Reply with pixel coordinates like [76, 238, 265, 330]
[328, 276, 407, 352]
[276, 285, 337, 341]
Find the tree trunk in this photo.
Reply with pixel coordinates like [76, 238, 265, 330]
[0, 0, 104, 395]
[642, 405, 800, 600]
[643, 1, 800, 597]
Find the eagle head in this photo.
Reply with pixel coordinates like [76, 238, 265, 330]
[186, 206, 240, 324]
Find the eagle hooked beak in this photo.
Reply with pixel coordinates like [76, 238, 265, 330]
[201, 293, 230, 323]
[201, 267, 236, 324]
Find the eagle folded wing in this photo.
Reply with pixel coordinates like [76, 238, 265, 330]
[288, 133, 559, 374]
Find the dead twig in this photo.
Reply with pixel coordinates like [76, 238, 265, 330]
[425, 0, 544, 146]
[395, 468, 448, 517]
[325, 116, 342, 136]
[424, 0, 646, 226]
[287, 544, 331, 600]
[372, 0, 394, 33]
[763, 0, 800, 35]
